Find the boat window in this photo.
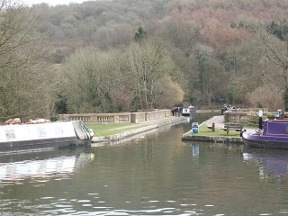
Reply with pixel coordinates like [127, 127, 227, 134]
[55, 127, 63, 135]
[5, 129, 16, 140]
[38, 128, 46, 137]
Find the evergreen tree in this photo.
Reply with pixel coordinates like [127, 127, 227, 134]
[134, 27, 147, 42]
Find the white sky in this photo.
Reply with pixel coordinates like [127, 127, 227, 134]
[21, 0, 91, 7]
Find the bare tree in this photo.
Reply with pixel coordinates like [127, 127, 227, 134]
[63, 48, 120, 113]
[248, 85, 284, 110]
[251, 24, 288, 110]
[0, 1, 54, 120]
[125, 39, 183, 110]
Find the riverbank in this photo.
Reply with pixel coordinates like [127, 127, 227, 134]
[92, 116, 186, 145]
[182, 115, 248, 144]
[91, 114, 255, 146]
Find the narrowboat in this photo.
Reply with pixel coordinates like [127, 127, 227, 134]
[181, 106, 196, 117]
[181, 108, 191, 116]
[0, 120, 94, 152]
[241, 119, 288, 149]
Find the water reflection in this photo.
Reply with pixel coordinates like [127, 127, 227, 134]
[192, 144, 199, 158]
[0, 147, 93, 186]
[242, 148, 288, 182]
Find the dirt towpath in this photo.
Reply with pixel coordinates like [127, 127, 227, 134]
[201, 115, 255, 133]
[201, 115, 225, 129]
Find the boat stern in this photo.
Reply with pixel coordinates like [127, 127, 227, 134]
[72, 121, 94, 144]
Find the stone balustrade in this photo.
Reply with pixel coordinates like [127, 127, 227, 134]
[60, 107, 274, 125]
[60, 109, 172, 124]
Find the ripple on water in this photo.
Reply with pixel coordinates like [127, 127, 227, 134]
[279, 209, 288, 214]
[180, 203, 197, 207]
[166, 200, 177, 203]
[87, 192, 99, 196]
[92, 206, 113, 209]
[77, 199, 91, 203]
[148, 200, 160, 203]
[40, 197, 54, 200]
[54, 204, 73, 208]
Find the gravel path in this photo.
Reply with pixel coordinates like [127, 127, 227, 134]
[201, 115, 256, 133]
[201, 115, 225, 129]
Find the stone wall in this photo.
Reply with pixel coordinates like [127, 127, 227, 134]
[224, 108, 269, 125]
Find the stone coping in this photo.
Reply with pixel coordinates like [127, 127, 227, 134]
[181, 134, 243, 144]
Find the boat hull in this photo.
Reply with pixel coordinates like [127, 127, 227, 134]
[0, 121, 93, 153]
[0, 137, 92, 152]
[242, 131, 288, 149]
[181, 113, 191, 117]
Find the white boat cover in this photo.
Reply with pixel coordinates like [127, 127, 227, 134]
[0, 121, 77, 143]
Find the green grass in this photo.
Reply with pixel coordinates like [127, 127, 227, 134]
[87, 123, 146, 137]
[191, 124, 241, 137]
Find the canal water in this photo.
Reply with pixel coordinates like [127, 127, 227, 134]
[1, 114, 288, 215]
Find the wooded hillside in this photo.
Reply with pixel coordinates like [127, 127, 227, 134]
[1, 0, 288, 119]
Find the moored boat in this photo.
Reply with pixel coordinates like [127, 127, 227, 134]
[241, 119, 288, 149]
[0, 120, 94, 152]
[181, 105, 196, 117]
[181, 108, 191, 116]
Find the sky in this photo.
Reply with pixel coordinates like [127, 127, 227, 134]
[21, 0, 91, 6]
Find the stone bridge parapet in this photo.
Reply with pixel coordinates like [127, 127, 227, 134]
[60, 109, 172, 124]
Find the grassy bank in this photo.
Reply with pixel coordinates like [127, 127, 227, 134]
[191, 124, 242, 137]
[87, 123, 146, 137]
